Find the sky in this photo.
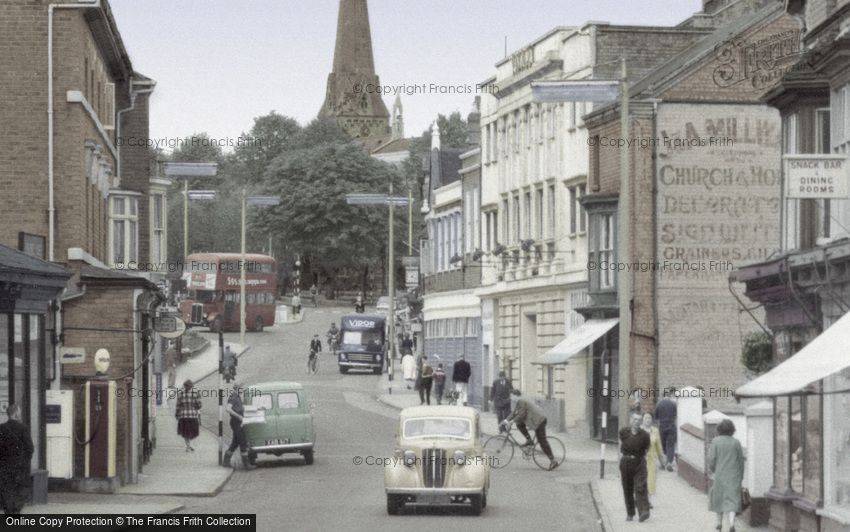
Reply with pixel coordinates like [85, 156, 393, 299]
[109, 0, 703, 151]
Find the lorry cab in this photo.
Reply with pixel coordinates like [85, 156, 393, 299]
[337, 314, 386, 375]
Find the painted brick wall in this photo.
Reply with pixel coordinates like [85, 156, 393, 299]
[654, 103, 781, 410]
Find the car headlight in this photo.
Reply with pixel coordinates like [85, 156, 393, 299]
[454, 450, 466, 466]
[340, 353, 347, 361]
[203, 313, 208, 319]
[403, 450, 416, 467]
[376, 354, 382, 362]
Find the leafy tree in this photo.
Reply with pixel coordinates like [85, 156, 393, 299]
[233, 112, 300, 185]
[256, 140, 405, 296]
[290, 117, 352, 150]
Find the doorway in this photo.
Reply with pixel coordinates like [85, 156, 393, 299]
[520, 312, 538, 394]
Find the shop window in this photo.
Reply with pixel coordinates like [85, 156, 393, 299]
[774, 397, 789, 490]
[790, 396, 803, 493]
[0, 315, 7, 421]
[826, 368, 850, 511]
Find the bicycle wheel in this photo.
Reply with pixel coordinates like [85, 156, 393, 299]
[533, 435, 566, 470]
[482, 435, 514, 469]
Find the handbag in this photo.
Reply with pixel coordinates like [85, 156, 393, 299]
[740, 487, 752, 512]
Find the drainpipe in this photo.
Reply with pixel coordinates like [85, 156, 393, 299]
[48, 0, 102, 261]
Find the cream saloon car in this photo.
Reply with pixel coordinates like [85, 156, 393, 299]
[384, 405, 491, 515]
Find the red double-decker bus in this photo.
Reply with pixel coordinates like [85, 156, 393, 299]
[179, 253, 277, 332]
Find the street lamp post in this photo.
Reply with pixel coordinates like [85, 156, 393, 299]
[240, 192, 281, 346]
[346, 191, 409, 395]
[163, 162, 218, 258]
[531, 63, 628, 479]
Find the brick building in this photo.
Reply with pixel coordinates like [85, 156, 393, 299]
[581, 0, 796, 437]
[0, 0, 167, 490]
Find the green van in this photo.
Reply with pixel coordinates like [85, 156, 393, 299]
[242, 381, 315, 466]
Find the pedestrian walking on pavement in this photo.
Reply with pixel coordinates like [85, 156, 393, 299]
[0, 404, 33, 515]
[619, 412, 651, 522]
[708, 419, 745, 532]
[224, 381, 254, 470]
[451, 354, 471, 406]
[291, 294, 301, 317]
[655, 388, 678, 471]
[175, 380, 202, 452]
[165, 342, 178, 389]
[641, 412, 666, 505]
[419, 357, 434, 405]
[401, 352, 415, 389]
[400, 334, 413, 356]
[490, 371, 513, 433]
[433, 363, 446, 404]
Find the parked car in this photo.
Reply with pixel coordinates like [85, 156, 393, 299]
[375, 296, 390, 315]
[241, 381, 315, 466]
[384, 405, 490, 515]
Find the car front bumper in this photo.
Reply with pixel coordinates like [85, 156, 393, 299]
[249, 442, 313, 453]
[385, 487, 484, 505]
[338, 361, 380, 368]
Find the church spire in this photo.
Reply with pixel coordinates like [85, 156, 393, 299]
[319, 0, 390, 142]
[391, 95, 404, 140]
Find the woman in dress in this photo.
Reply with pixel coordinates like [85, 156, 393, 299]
[708, 419, 745, 532]
[642, 412, 666, 506]
[175, 379, 202, 452]
[401, 352, 415, 389]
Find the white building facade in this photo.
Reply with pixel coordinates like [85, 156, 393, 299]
[476, 27, 592, 430]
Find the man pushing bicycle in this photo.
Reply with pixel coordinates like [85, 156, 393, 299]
[500, 390, 559, 471]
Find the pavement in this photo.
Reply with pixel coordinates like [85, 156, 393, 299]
[376, 357, 770, 532]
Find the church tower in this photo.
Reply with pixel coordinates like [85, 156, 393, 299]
[319, 0, 391, 145]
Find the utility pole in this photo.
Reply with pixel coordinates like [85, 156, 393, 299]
[388, 181, 395, 392]
[408, 189, 413, 255]
[240, 187, 247, 346]
[617, 57, 631, 433]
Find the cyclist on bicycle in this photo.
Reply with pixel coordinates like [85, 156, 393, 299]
[326, 323, 339, 355]
[500, 391, 559, 470]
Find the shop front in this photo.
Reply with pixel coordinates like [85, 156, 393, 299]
[0, 244, 70, 475]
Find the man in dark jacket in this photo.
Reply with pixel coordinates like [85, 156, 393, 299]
[619, 412, 651, 522]
[654, 389, 677, 471]
[223, 382, 254, 470]
[490, 371, 513, 432]
[0, 404, 34, 515]
[451, 355, 471, 406]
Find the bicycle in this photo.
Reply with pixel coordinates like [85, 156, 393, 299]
[482, 423, 566, 470]
[307, 350, 319, 374]
[327, 333, 339, 356]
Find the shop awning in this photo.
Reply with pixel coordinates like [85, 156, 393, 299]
[735, 311, 850, 397]
[533, 318, 619, 365]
